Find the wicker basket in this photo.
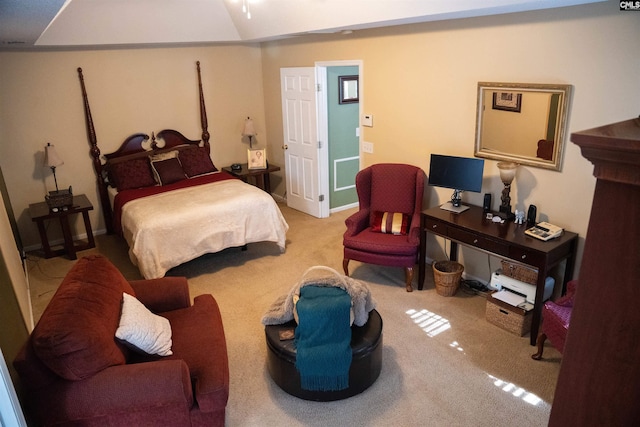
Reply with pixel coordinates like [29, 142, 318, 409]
[500, 260, 538, 285]
[486, 292, 532, 336]
[432, 261, 464, 297]
[45, 190, 73, 209]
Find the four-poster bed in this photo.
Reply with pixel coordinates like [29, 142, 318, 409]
[77, 62, 288, 279]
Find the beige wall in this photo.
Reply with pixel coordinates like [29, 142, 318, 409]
[0, 1, 638, 283]
[0, 45, 267, 247]
[260, 1, 640, 280]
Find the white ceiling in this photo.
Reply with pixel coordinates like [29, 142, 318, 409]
[0, 0, 604, 50]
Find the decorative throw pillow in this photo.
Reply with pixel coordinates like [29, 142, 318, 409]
[150, 157, 187, 185]
[371, 211, 410, 235]
[110, 158, 156, 191]
[116, 293, 173, 356]
[179, 146, 217, 177]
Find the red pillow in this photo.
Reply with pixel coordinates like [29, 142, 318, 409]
[151, 158, 187, 185]
[30, 255, 135, 381]
[110, 158, 156, 191]
[179, 146, 217, 177]
[371, 211, 410, 235]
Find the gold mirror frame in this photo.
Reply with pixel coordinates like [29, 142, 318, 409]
[475, 82, 572, 171]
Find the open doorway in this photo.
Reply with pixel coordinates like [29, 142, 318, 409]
[316, 60, 362, 214]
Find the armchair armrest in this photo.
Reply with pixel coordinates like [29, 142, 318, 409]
[555, 280, 578, 307]
[130, 277, 191, 312]
[408, 210, 421, 245]
[344, 208, 370, 237]
[37, 360, 193, 425]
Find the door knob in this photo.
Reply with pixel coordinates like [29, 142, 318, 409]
[283, 145, 288, 150]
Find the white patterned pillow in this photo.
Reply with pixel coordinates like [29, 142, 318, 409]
[116, 293, 173, 356]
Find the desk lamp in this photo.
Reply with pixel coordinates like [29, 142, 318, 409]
[497, 162, 517, 221]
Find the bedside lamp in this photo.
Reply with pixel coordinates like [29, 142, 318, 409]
[242, 117, 257, 149]
[497, 162, 517, 221]
[44, 142, 64, 192]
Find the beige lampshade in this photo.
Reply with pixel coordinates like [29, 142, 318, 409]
[497, 162, 517, 184]
[44, 143, 64, 168]
[242, 117, 257, 137]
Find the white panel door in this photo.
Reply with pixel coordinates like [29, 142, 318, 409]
[280, 67, 322, 217]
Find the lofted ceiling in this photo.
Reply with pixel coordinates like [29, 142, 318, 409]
[0, 0, 604, 50]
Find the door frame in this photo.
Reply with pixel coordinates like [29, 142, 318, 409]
[315, 60, 363, 217]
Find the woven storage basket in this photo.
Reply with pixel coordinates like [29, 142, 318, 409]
[485, 292, 532, 336]
[45, 191, 73, 209]
[432, 261, 464, 297]
[500, 260, 538, 285]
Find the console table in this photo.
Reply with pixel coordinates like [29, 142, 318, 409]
[419, 204, 578, 346]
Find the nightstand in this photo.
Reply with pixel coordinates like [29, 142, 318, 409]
[222, 163, 281, 193]
[29, 194, 96, 259]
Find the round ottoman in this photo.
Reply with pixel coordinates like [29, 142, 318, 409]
[265, 309, 382, 401]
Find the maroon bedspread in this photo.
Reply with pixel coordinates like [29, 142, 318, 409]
[113, 171, 238, 234]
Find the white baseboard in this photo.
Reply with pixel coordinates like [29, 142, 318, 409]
[271, 193, 286, 203]
[330, 201, 358, 214]
[24, 228, 107, 253]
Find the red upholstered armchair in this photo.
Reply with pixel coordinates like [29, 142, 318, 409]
[532, 280, 578, 360]
[13, 255, 229, 427]
[343, 163, 424, 292]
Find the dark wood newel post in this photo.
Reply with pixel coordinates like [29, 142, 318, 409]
[77, 67, 114, 234]
[549, 117, 640, 426]
[196, 61, 211, 153]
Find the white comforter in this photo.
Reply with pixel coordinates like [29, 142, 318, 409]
[121, 179, 289, 279]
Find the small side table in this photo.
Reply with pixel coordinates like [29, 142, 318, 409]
[29, 194, 95, 260]
[222, 163, 281, 193]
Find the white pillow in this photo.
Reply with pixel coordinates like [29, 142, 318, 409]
[150, 150, 179, 162]
[116, 293, 173, 356]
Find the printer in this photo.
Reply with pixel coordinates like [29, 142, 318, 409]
[489, 269, 554, 304]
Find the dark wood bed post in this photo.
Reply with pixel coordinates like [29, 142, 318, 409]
[77, 67, 115, 234]
[196, 61, 211, 153]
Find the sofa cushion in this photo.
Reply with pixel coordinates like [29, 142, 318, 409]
[116, 292, 173, 356]
[31, 255, 135, 381]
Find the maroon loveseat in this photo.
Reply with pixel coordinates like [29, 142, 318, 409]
[13, 255, 229, 426]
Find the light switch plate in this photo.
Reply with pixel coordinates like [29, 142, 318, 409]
[363, 141, 373, 153]
[362, 114, 373, 127]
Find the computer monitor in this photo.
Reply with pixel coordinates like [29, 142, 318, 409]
[428, 154, 485, 213]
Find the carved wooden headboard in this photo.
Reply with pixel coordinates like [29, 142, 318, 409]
[77, 61, 210, 234]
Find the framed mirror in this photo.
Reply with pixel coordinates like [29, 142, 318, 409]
[475, 82, 572, 171]
[339, 75, 359, 104]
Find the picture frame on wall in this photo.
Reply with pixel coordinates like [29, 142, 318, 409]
[492, 91, 522, 112]
[248, 149, 266, 169]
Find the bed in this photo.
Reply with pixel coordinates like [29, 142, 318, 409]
[77, 62, 289, 279]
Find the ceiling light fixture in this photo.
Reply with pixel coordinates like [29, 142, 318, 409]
[242, 0, 251, 19]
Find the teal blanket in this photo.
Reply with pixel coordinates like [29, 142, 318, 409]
[294, 285, 352, 391]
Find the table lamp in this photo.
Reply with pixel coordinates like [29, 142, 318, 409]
[44, 142, 64, 192]
[497, 162, 517, 220]
[242, 117, 257, 149]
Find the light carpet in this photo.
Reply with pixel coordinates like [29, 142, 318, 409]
[27, 203, 562, 426]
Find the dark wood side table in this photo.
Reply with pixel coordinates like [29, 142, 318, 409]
[222, 163, 281, 193]
[28, 194, 95, 260]
[419, 204, 578, 346]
